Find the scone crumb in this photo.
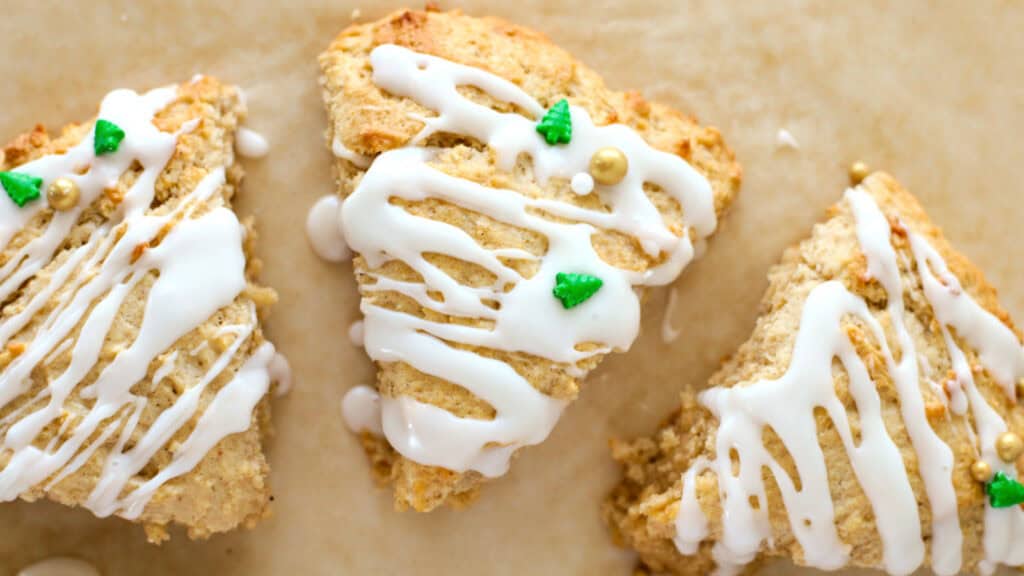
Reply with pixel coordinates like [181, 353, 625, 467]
[144, 523, 170, 545]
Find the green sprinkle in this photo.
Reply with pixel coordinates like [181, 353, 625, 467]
[93, 119, 126, 156]
[0, 171, 43, 207]
[987, 471, 1024, 508]
[536, 99, 572, 145]
[552, 272, 603, 309]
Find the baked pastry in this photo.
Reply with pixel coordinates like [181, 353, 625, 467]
[0, 77, 287, 543]
[605, 173, 1024, 575]
[314, 8, 741, 511]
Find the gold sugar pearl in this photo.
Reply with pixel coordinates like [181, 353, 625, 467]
[589, 147, 629, 186]
[996, 431, 1024, 462]
[46, 177, 80, 211]
[971, 459, 993, 482]
[848, 161, 870, 185]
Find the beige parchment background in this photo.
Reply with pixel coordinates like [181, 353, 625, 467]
[0, 1, 1022, 574]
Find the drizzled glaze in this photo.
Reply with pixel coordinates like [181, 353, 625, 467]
[314, 45, 716, 477]
[0, 85, 282, 520]
[673, 186, 1024, 575]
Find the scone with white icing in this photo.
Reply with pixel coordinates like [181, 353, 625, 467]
[605, 173, 1024, 575]
[0, 77, 287, 543]
[315, 8, 741, 511]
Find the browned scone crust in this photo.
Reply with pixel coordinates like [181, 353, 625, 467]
[604, 172, 1024, 574]
[319, 8, 742, 512]
[0, 78, 278, 543]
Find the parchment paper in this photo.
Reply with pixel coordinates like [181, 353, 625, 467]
[0, 1, 1022, 574]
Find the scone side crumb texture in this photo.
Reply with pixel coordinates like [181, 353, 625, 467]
[318, 8, 741, 511]
[604, 172, 1023, 574]
[0, 77, 279, 543]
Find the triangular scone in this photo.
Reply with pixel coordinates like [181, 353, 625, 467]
[0, 78, 285, 543]
[605, 173, 1024, 575]
[317, 8, 741, 511]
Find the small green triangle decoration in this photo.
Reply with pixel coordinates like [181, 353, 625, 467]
[536, 99, 572, 145]
[0, 171, 43, 207]
[94, 119, 126, 156]
[552, 272, 603, 309]
[987, 471, 1024, 508]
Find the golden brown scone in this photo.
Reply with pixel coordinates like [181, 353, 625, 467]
[0, 77, 281, 543]
[319, 8, 741, 512]
[605, 173, 1024, 575]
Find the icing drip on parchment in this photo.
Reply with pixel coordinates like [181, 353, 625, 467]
[662, 288, 682, 344]
[314, 44, 716, 477]
[305, 194, 350, 263]
[673, 186, 1024, 575]
[235, 127, 269, 158]
[17, 557, 99, 576]
[0, 85, 282, 519]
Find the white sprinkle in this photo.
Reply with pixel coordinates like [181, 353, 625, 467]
[570, 172, 594, 196]
[119, 13, 127, 23]
[351, 8, 362, 20]
[235, 128, 269, 159]
[341, 385, 383, 435]
[776, 128, 800, 150]
[348, 320, 364, 347]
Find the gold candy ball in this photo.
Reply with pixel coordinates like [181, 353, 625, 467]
[849, 161, 870, 185]
[971, 459, 993, 482]
[46, 177, 80, 211]
[997, 431, 1024, 462]
[589, 147, 629, 186]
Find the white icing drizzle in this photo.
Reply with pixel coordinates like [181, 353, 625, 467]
[326, 45, 716, 477]
[341, 385, 383, 435]
[348, 319, 364, 347]
[269, 351, 293, 397]
[305, 195, 351, 262]
[235, 127, 269, 158]
[189, 340, 210, 357]
[331, 136, 371, 168]
[151, 351, 179, 388]
[662, 288, 682, 344]
[673, 186, 1024, 575]
[17, 557, 99, 576]
[0, 86, 282, 520]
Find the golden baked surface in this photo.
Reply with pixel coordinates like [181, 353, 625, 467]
[604, 173, 1024, 574]
[0, 78, 277, 543]
[320, 7, 741, 511]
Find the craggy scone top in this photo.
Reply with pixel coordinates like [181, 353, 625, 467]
[606, 174, 1024, 575]
[0, 78, 283, 543]
[318, 8, 741, 512]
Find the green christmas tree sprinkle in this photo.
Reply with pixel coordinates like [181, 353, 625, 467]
[0, 171, 43, 207]
[552, 272, 603, 309]
[93, 119, 126, 156]
[987, 471, 1024, 508]
[536, 99, 572, 145]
